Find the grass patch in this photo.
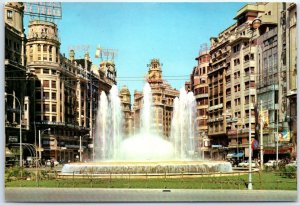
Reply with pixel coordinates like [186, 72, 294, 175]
[5, 172, 297, 190]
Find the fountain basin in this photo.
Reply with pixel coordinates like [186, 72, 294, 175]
[61, 161, 232, 175]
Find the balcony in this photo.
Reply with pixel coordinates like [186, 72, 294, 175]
[228, 33, 250, 46]
[226, 82, 231, 89]
[234, 79, 241, 86]
[243, 60, 256, 69]
[244, 74, 255, 82]
[244, 88, 256, 96]
[226, 94, 231, 101]
[195, 93, 209, 98]
[28, 32, 60, 42]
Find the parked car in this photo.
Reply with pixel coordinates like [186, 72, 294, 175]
[238, 160, 257, 168]
[45, 159, 59, 167]
[286, 160, 297, 168]
[264, 160, 280, 167]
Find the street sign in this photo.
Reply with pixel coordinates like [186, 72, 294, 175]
[78, 149, 83, 152]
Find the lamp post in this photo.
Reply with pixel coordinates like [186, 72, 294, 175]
[5, 93, 22, 167]
[38, 128, 50, 161]
[248, 17, 262, 190]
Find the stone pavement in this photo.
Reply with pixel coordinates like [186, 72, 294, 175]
[5, 188, 297, 202]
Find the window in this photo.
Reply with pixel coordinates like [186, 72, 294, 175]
[43, 104, 50, 112]
[49, 46, 52, 61]
[35, 104, 41, 111]
[44, 116, 50, 121]
[52, 104, 56, 112]
[36, 91, 41, 99]
[43, 92, 49, 99]
[52, 116, 56, 122]
[52, 92, 56, 100]
[43, 80, 49, 87]
[38, 44, 41, 52]
[43, 69, 50, 74]
[7, 10, 12, 19]
[51, 81, 56, 88]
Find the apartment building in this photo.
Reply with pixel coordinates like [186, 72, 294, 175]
[256, 3, 297, 159]
[208, 24, 235, 159]
[4, 2, 30, 160]
[225, 3, 265, 159]
[186, 50, 211, 158]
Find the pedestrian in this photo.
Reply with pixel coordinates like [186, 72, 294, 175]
[50, 159, 54, 169]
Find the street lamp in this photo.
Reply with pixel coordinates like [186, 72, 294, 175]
[38, 128, 50, 161]
[5, 93, 22, 167]
[248, 17, 261, 190]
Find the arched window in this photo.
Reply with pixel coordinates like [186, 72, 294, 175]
[49, 46, 53, 61]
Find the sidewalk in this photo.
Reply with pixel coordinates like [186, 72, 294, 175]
[5, 187, 298, 202]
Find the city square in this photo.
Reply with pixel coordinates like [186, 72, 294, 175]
[3, 1, 298, 202]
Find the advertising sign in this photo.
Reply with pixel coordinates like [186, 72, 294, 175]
[279, 129, 290, 142]
[259, 110, 269, 128]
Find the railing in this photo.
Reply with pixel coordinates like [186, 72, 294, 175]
[5, 168, 297, 190]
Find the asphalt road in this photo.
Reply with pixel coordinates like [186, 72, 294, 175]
[5, 188, 297, 202]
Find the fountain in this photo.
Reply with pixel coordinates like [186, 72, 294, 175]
[61, 83, 232, 175]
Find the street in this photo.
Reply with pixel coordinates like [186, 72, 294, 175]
[5, 188, 297, 202]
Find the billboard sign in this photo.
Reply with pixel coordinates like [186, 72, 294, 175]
[24, 2, 62, 20]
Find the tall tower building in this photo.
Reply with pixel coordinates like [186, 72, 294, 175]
[193, 50, 211, 158]
[133, 59, 179, 138]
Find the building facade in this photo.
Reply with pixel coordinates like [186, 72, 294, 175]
[206, 2, 297, 161]
[24, 19, 116, 163]
[285, 3, 297, 159]
[208, 24, 235, 160]
[119, 85, 133, 137]
[133, 59, 179, 138]
[225, 3, 264, 159]
[187, 51, 211, 158]
[5, 2, 31, 162]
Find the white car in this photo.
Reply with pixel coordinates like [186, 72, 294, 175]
[46, 160, 59, 166]
[264, 160, 280, 167]
[238, 160, 257, 168]
[286, 161, 297, 168]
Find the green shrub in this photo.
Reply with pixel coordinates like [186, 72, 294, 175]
[280, 166, 297, 178]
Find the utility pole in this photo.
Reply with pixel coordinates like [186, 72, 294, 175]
[260, 100, 264, 170]
[38, 130, 41, 160]
[79, 136, 82, 162]
[276, 107, 279, 170]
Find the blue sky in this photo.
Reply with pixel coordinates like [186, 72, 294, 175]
[24, 2, 246, 96]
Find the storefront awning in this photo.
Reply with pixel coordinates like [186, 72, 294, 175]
[233, 153, 244, 158]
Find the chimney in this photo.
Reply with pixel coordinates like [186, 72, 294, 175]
[84, 52, 90, 70]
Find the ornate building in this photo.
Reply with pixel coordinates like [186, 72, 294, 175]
[24, 19, 116, 162]
[133, 59, 179, 138]
[4, 2, 30, 162]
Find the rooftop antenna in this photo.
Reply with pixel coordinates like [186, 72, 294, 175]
[199, 43, 208, 56]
